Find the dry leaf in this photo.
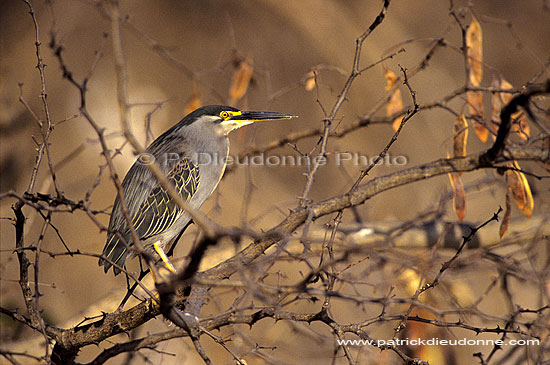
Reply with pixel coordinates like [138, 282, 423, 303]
[391, 115, 404, 132]
[384, 69, 398, 90]
[448, 172, 466, 222]
[466, 18, 483, 87]
[516, 166, 534, 218]
[511, 112, 530, 140]
[506, 161, 534, 218]
[499, 191, 511, 238]
[229, 56, 254, 104]
[304, 70, 316, 91]
[506, 162, 526, 209]
[398, 269, 421, 296]
[453, 114, 468, 158]
[417, 344, 446, 365]
[489, 77, 503, 141]
[497, 78, 530, 140]
[384, 69, 403, 132]
[499, 79, 514, 104]
[387, 88, 404, 131]
[184, 87, 202, 115]
[467, 90, 484, 118]
[448, 281, 476, 307]
[467, 90, 487, 142]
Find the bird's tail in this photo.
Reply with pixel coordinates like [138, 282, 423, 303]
[99, 233, 130, 275]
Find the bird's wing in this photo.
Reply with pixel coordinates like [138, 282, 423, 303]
[100, 157, 199, 274]
[131, 158, 199, 240]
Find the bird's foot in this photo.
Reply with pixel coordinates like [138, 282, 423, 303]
[153, 241, 177, 274]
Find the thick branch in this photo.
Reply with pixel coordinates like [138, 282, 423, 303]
[49, 146, 547, 351]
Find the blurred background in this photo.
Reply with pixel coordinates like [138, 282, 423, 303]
[1, 0, 549, 363]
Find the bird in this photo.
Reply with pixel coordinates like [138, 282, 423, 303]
[99, 105, 295, 275]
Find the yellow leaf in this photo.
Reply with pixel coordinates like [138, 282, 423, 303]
[384, 69, 398, 90]
[467, 90, 486, 142]
[229, 56, 254, 104]
[466, 91, 489, 142]
[497, 78, 530, 140]
[398, 269, 421, 296]
[448, 281, 476, 307]
[466, 18, 483, 86]
[448, 172, 466, 222]
[384, 69, 403, 132]
[391, 115, 404, 132]
[453, 114, 468, 158]
[387, 89, 403, 131]
[506, 161, 534, 218]
[417, 343, 446, 365]
[506, 164, 525, 209]
[499, 79, 513, 103]
[511, 112, 530, 140]
[500, 191, 511, 238]
[516, 166, 534, 218]
[490, 77, 503, 141]
[387, 88, 403, 113]
[304, 70, 316, 91]
[467, 90, 484, 118]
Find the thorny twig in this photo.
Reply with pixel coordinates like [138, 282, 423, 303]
[394, 208, 502, 334]
[4, 1, 550, 364]
[298, 0, 392, 208]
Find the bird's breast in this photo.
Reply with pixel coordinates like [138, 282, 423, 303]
[186, 136, 229, 210]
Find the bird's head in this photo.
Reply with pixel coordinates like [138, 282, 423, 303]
[180, 105, 296, 136]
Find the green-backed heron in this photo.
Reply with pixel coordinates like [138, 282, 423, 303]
[99, 105, 295, 275]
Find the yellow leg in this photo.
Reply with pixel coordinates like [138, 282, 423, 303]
[153, 241, 177, 273]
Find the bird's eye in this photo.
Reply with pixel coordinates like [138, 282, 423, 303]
[220, 111, 230, 119]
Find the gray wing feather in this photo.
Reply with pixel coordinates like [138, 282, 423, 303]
[99, 157, 199, 274]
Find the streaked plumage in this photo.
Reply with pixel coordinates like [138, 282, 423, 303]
[99, 105, 295, 275]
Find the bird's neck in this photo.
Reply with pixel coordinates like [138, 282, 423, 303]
[180, 122, 230, 166]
